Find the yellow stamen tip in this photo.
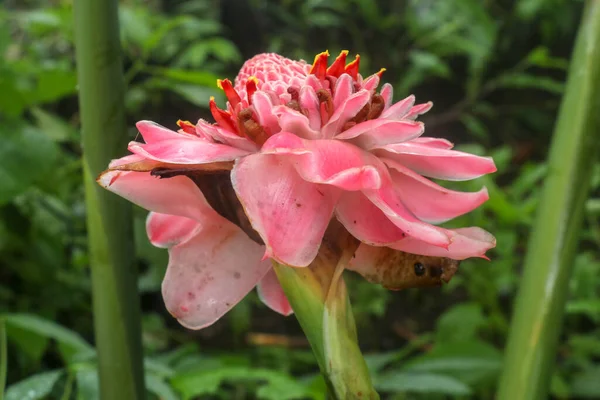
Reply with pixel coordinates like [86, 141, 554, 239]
[378, 68, 387, 73]
[216, 79, 223, 89]
[248, 76, 259, 84]
[210, 96, 215, 102]
[340, 50, 349, 56]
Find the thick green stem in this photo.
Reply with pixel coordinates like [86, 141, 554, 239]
[73, 1, 145, 399]
[0, 319, 6, 400]
[497, 2, 600, 399]
[272, 224, 378, 399]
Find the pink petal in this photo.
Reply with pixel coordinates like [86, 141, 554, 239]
[333, 74, 354, 110]
[299, 86, 321, 132]
[361, 74, 380, 92]
[405, 102, 433, 120]
[364, 180, 451, 247]
[385, 159, 490, 224]
[252, 91, 282, 135]
[374, 142, 497, 181]
[109, 154, 147, 168]
[136, 120, 186, 143]
[380, 95, 415, 120]
[262, 132, 384, 190]
[97, 171, 211, 220]
[336, 191, 407, 245]
[389, 227, 496, 260]
[411, 137, 454, 149]
[162, 222, 271, 329]
[257, 269, 293, 316]
[146, 212, 202, 249]
[231, 154, 338, 267]
[380, 83, 393, 109]
[128, 138, 250, 164]
[335, 119, 424, 149]
[272, 106, 320, 140]
[322, 90, 371, 138]
[196, 120, 259, 152]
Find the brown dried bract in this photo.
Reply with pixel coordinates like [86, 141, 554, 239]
[350, 246, 460, 290]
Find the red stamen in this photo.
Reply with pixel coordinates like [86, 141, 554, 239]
[246, 76, 259, 105]
[309, 50, 330, 80]
[345, 54, 360, 79]
[217, 78, 241, 109]
[209, 96, 238, 134]
[176, 120, 196, 135]
[327, 50, 349, 77]
[376, 67, 386, 78]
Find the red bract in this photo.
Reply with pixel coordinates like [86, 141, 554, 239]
[98, 51, 496, 329]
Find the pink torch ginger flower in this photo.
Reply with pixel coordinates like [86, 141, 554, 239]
[98, 51, 497, 329]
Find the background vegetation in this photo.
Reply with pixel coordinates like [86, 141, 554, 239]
[1, 0, 599, 398]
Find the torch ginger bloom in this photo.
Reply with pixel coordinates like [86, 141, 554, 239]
[98, 50, 496, 329]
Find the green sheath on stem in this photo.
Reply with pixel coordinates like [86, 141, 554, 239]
[73, 1, 145, 399]
[273, 223, 378, 400]
[497, 2, 600, 399]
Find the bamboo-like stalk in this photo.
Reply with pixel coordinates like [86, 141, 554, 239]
[497, 2, 600, 399]
[73, 1, 145, 399]
[0, 320, 6, 400]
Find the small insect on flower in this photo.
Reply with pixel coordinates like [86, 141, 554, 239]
[97, 50, 496, 329]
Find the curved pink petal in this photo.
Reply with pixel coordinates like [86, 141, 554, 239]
[405, 102, 433, 120]
[335, 119, 424, 149]
[389, 227, 496, 260]
[146, 212, 202, 249]
[380, 95, 415, 120]
[272, 106, 320, 140]
[380, 83, 393, 109]
[257, 269, 293, 316]
[109, 154, 147, 168]
[262, 132, 384, 190]
[322, 90, 371, 138]
[299, 86, 321, 131]
[252, 91, 281, 135]
[361, 74, 380, 92]
[364, 181, 451, 247]
[336, 191, 406, 245]
[136, 120, 187, 143]
[98, 171, 210, 220]
[333, 74, 354, 110]
[196, 120, 259, 152]
[374, 142, 497, 181]
[231, 154, 338, 267]
[385, 159, 490, 224]
[411, 137, 454, 149]
[128, 138, 250, 164]
[162, 222, 271, 329]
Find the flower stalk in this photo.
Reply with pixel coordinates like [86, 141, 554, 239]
[497, 2, 600, 399]
[273, 223, 379, 400]
[73, 1, 145, 399]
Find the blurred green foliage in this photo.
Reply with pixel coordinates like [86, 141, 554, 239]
[1, 0, 599, 399]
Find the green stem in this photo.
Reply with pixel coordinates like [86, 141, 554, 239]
[73, 1, 145, 399]
[0, 320, 6, 400]
[497, 3, 600, 399]
[272, 225, 378, 399]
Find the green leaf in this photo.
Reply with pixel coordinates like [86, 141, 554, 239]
[3, 313, 92, 361]
[145, 373, 178, 400]
[75, 368, 99, 400]
[375, 372, 472, 395]
[570, 367, 600, 398]
[31, 107, 77, 142]
[4, 370, 63, 400]
[171, 367, 310, 400]
[494, 73, 564, 94]
[0, 123, 59, 205]
[435, 303, 484, 343]
[32, 69, 78, 104]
